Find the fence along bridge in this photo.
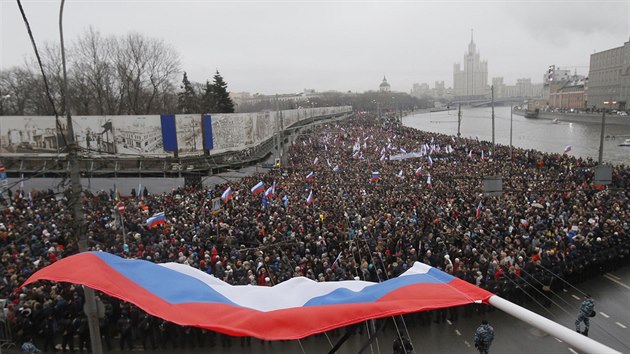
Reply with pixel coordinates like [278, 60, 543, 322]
[0, 108, 351, 182]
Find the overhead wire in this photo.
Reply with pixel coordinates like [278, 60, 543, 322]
[15, 0, 68, 150]
[356, 234, 415, 354]
[441, 213, 630, 352]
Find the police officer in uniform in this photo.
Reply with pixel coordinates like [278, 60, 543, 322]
[575, 294, 595, 336]
[474, 320, 495, 354]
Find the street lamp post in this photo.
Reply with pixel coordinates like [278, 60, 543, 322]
[0, 95, 9, 148]
[491, 85, 495, 156]
[598, 99, 616, 164]
[59, 2, 103, 352]
[510, 104, 514, 161]
[457, 104, 462, 138]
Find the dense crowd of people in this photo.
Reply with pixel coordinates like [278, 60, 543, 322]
[1, 112, 629, 351]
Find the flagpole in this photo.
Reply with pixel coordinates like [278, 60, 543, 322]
[488, 295, 620, 354]
[120, 210, 126, 248]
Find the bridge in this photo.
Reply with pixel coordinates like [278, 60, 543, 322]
[0, 108, 352, 187]
[449, 96, 529, 107]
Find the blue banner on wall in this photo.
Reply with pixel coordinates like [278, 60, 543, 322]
[160, 114, 178, 152]
[202, 114, 214, 151]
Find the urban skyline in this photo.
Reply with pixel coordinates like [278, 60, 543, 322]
[1, 1, 628, 95]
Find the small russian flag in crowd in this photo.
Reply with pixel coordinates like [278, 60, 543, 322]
[306, 171, 314, 181]
[221, 187, 233, 202]
[371, 172, 381, 182]
[146, 212, 166, 229]
[262, 194, 269, 209]
[476, 201, 483, 218]
[564, 145, 572, 153]
[251, 181, 265, 195]
[265, 187, 274, 198]
[313, 157, 319, 166]
[415, 166, 423, 176]
[306, 190, 314, 205]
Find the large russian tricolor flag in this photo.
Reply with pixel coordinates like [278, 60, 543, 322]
[20, 252, 492, 340]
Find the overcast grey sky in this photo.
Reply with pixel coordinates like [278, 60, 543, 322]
[1, 0, 628, 95]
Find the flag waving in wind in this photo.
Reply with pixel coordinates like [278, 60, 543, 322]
[563, 145, 572, 154]
[306, 190, 314, 205]
[415, 166, 423, 176]
[313, 157, 319, 166]
[20, 252, 494, 340]
[371, 172, 381, 182]
[221, 187, 233, 202]
[251, 181, 265, 195]
[476, 201, 483, 218]
[306, 171, 314, 181]
[265, 187, 274, 198]
[146, 212, 166, 229]
[330, 251, 343, 270]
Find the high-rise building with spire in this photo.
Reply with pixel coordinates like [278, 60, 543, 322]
[453, 30, 488, 99]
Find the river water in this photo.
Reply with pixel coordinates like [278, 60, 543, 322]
[404, 106, 630, 166]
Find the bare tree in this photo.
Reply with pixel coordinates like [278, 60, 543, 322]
[71, 27, 120, 115]
[38, 42, 66, 114]
[1, 29, 181, 116]
[113, 32, 180, 115]
[0, 67, 36, 115]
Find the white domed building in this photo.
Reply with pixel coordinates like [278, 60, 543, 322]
[379, 76, 391, 92]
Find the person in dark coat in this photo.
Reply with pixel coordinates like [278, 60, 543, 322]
[117, 313, 133, 350]
[75, 315, 90, 353]
[575, 294, 595, 336]
[60, 313, 76, 352]
[474, 320, 495, 354]
[138, 312, 157, 350]
[392, 334, 413, 354]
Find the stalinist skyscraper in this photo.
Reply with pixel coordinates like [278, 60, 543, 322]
[453, 30, 488, 99]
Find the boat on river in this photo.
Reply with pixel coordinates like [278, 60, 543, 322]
[524, 109, 539, 119]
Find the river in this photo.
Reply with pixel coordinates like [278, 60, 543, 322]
[404, 106, 630, 166]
